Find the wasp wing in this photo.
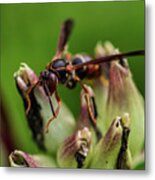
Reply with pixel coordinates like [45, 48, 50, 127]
[53, 19, 74, 60]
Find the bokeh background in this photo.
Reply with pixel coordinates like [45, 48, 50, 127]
[0, 1, 144, 167]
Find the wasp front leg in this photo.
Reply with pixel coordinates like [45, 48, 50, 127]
[44, 91, 61, 133]
[25, 81, 40, 114]
[42, 82, 61, 133]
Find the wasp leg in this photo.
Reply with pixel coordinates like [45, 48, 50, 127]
[82, 88, 102, 141]
[25, 93, 31, 114]
[43, 83, 56, 133]
[55, 90, 61, 116]
[75, 76, 97, 124]
[44, 116, 55, 134]
[74, 76, 96, 123]
[75, 76, 102, 141]
[25, 81, 40, 114]
[44, 90, 61, 133]
[84, 93, 97, 125]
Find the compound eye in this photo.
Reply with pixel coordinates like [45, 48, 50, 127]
[52, 59, 66, 69]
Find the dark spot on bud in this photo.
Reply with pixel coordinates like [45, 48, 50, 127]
[75, 152, 86, 168]
[116, 122, 119, 127]
[15, 81, 45, 151]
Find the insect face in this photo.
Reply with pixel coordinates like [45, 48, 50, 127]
[40, 69, 58, 95]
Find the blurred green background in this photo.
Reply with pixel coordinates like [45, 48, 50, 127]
[0, 1, 144, 166]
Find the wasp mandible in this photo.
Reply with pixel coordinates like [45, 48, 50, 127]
[25, 19, 144, 133]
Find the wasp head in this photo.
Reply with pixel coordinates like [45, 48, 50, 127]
[40, 69, 58, 95]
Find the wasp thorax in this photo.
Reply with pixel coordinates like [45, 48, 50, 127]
[51, 58, 77, 89]
[52, 58, 67, 69]
[51, 59, 68, 84]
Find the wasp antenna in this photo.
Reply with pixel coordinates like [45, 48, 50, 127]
[72, 50, 145, 71]
[123, 50, 145, 56]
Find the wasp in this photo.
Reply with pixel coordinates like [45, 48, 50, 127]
[25, 19, 144, 133]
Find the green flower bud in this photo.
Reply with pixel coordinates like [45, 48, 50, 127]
[9, 150, 57, 168]
[14, 63, 45, 150]
[57, 127, 92, 168]
[91, 116, 123, 169]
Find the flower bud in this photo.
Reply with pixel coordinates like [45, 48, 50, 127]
[9, 150, 56, 168]
[14, 63, 45, 150]
[91, 116, 123, 169]
[57, 127, 92, 168]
